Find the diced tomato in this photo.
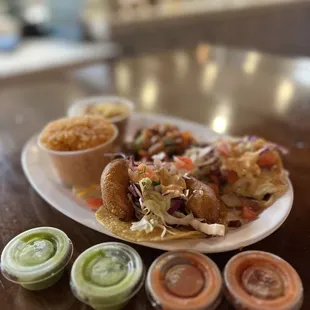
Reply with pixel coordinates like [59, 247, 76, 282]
[174, 156, 195, 171]
[85, 197, 103, 210]
[136, 164, 159, 182]
[217, 144, 230, 156]
[138, 150, 148, 158]
[242, 205, 257, 220]
[227, 170, 239, 184]
[208, 183, 219, 196]
[257, 151, 277, 168]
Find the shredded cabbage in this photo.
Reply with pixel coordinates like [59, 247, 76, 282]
[131, 177, 174, 236]
[130, 174, 226, 238]
[170, 212, 225, 236]
[130, 215, 156, 233]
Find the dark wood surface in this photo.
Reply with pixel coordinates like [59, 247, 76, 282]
[0, 44, 309, 309]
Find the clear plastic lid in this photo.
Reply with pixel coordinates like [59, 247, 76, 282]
[1, 227, 73, 285]
[70, 242, 144, 307]
[224, 251, 304, 310]
[146, 250, 222, 310]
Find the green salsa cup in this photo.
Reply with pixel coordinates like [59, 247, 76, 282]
[70, 242, 144, 310]
[1, 227, 73, 290]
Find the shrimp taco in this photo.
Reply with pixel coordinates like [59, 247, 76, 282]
[96, 156, 226, 242]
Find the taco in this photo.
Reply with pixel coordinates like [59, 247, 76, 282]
[96, 157, 226, 242]
[184, 136, 289, 226]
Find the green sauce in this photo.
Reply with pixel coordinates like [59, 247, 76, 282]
[17, 235, 56, 266]
[71, 242, 144, 310]
[84, 251, 128, 287]
[1, 227, 73, 290]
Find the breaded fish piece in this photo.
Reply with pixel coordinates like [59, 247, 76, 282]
[186, 178, 220, 223]
[100, 159, 134, 221]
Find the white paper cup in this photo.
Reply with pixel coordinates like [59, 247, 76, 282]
[67, 96, 134, 146]
[38, 124, 119, 187]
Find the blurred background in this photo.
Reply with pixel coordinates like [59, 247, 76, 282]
[1, 0, 310, 139]
[1, 0, 309, 55]
[1, 0, 310, 78]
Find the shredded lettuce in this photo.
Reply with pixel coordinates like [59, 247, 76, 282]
[131, 179, 174, 236]
[130, 176, 225, 238]
[130, 215, 157, 233]
[166, 212, 225, 236]
[143, 191, 171, 221]
[188, 218, 225, 236]
[139, 177, 153, 191]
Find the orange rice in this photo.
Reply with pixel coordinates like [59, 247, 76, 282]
[40, 115, 116, 151]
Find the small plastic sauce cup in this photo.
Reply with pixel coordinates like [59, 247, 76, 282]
[70, 242, 145, 310]
[223, 251, 303, 310]
[146, 250, 222, 310]
[1, 227, 73, 291]
[38, 123, 119, 187]
[67, 96, 134, 146]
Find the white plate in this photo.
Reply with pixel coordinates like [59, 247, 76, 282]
[21, 112, 293, 253]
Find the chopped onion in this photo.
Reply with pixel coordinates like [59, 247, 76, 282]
[199, 145, 214, 157]
[168, 198, 185, 214]
[182, 173, 192, 180]
[269, 143, 289, 155]
[131, 183, 143, 199]
[258, 144, 289, 155]
[128, 184, 138, 198]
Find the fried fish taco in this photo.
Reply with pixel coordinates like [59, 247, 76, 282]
[185, 136, 289, 227]
[96, 156, 226, 242]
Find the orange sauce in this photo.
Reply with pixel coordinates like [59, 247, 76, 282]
[224, 251, 303, 310]
[146, 251, 222, 310]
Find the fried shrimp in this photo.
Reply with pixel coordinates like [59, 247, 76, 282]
[100, 159, 134, 221]
[186, 178, 221, 223]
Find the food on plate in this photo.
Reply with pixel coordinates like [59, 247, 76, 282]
[185, 136, 289, 227]
[83, 102, 130, 119]
[224, 251, 303, 310]
[85, 197, 103, 210]
[38, 115, 118, 187]
[1, 227, 73, 290]
[146, 250, 222, 310]
[131, 123, 197, 160]
[72, 97, 134, 145]
[70, 242, 144, 310]
[39, 115, 116, 152]
[73, 185, 102, 210]
[185, 178, 221, 223]
[96, 156, 226, 242]
[100, 159, 133, 221]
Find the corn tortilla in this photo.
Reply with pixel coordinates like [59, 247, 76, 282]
[96, 205, 203, 242]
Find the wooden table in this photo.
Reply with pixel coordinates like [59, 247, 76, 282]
[0, 44, 309, 309]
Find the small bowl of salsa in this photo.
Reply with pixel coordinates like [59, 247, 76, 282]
[146, 250, 222, 310]
[223, 251, 303, 310]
